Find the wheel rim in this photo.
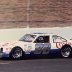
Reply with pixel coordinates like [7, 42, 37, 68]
[61, 47, 71, 57]
[12, 49, 22, 59]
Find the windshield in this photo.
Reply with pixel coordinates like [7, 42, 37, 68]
[19, 34, 36, 42]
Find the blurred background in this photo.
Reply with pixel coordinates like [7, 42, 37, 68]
[0, 0, 72, 28]
[0, 0, 72, 41]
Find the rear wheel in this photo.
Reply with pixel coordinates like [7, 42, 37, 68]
[10, 47, 23, 59]
[61, 45, 72, 58]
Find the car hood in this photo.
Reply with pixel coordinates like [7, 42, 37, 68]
[0, 41, 28, 47]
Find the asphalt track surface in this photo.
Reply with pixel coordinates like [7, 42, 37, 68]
[0, 57, 72, 72]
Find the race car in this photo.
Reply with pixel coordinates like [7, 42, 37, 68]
[0, 33, 72, 59]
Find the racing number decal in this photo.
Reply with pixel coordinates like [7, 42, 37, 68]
[34, 44, 43, 54]
[34, 43, 51, 54]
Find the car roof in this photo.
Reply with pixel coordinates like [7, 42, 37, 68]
[30, 33, 55, 36]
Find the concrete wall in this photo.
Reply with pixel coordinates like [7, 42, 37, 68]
[0, 27, 72, 42]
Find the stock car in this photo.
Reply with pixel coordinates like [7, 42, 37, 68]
[0, 33, 72, 59]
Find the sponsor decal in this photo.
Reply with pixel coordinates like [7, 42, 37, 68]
[56, 42, 67, 48]
[56, 42, 62, 48]
[27, 46, 32, 52]
[2, 43, 9, 46]
[56, 41, 72, 48]
[25, 46, 32, 54]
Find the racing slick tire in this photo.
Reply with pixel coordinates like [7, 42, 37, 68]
[9, 47, 24, 60]
[61, 45, 72, 58]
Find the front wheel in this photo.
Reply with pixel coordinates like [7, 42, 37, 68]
[61, 45, 72, 58]
[10, 47, 23, 59]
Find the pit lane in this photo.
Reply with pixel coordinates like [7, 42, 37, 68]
[0, 57, 72, 72]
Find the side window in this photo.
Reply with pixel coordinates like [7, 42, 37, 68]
[34, 36, 49, 43]
[44, 36, 49, 43]
[52, 35, 67, 43]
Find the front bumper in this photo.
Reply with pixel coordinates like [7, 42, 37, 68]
[0, 52, 9, 58]
[0, 48, 9, 58]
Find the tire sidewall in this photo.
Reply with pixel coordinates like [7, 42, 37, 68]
[61, 45, 72, 58]
[9, 47, 23, 59]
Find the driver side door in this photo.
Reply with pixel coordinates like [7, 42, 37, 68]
[34, 36, 51, 54]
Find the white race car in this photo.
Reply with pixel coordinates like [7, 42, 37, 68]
[0, 33, 72, 59]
